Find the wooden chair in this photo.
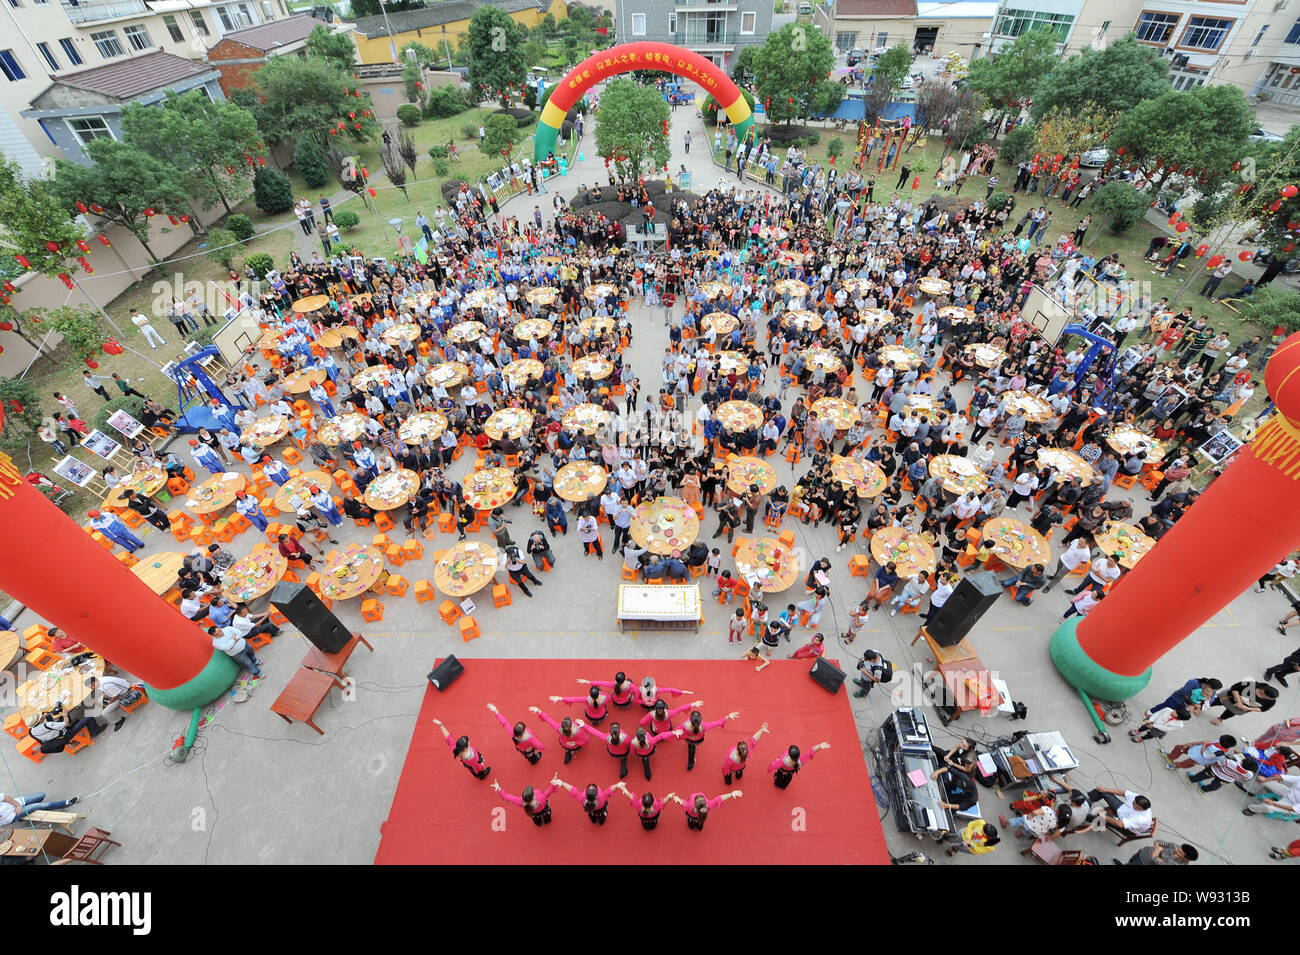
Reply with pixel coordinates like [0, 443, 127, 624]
[59, 826, 121, 864]
[1107, 816, 1157, 847]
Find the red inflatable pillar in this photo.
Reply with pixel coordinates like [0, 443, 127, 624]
[1051, 333, 1300, 701]
[0, 453, 237, 709]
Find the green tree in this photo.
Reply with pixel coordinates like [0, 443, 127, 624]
[594, 79, 670, 182]
[294, 140, 330, 189]
[999, 123, 1037, 165]
[1031, 34, 1169, 121]
[51, 140, 187, 263]
[400, 40, 440, 69]
[48, 305, 107, 362]
[965, 29, 1058, 116]
[1236, 284, 1300, 334]
[253, 167, 294, 215]
[536, 12, 557, 37]
[121, 90, 261, 215]
[226, 214, 254, 241]
[349, 0, 418, 17]
[751, 23, 836, 126]
[1092, 181, 1151, 233]
[205, 228, 238, 270]
[730, 46, 759, 86]
[1239, 131, 1300, 255]
[249, 55, 378, 149]
[402, 62, 422, 103]
[304, 25, 356, 71]
[479, 113, 519, 158]
[466, 6, 528, 108]
[1109, 84, 1257, 194]
[244, 252, 274, 279]
[0, 376, 42, 446]
[870, 43, 914, 93]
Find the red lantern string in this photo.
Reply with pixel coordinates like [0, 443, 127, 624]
[76, 240, 89, 252]
[75, 201, 88, 213]
[44, 241, 59, 253]
[97, 235, 110, 247]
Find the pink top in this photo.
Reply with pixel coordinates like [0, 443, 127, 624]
[639, 701, 695, 735]
[622, 788, 667, 818]
[683, 792, 726, 819]
[556, 693, 609, 720]
[638, 684, 688, 708]
[445, 733, 486, 770]
[492, 710, 545, 754]
[586, 725, 632, 756]
[768, 747, 818, 774]
[591, 679, 636, 706]
[535, 711, 593, 750]
[679, 716, 729, 743]
[498, 783, 558, 813]
[631, 730, 677, 756]
[721, 734, 761, 774]
[568, 784, 615, 812]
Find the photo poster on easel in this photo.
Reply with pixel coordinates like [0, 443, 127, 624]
[53, 455, 97, 487]
[1197, 429, 1244, 464]
[81, 429, 122, 461]
[106, 408, 146, 440]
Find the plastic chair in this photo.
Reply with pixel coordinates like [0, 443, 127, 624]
[413, 580, 435, 603]
[17, 735, 43, 763]
[439, 600, 463, 625]
[621, 565, 638, 581]
[493, 584, 511, 607]
[283, 447, 304, 465]
[64, 727, 95, 755]
[459, 617, 480, 641]
[375, 512, 396, 532]
[401, 539, 423, 562]
[361, 598, 384, 622]
[386, 574, 408, 597]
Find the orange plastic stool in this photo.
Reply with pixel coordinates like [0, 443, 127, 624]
[375, 512, 396, 532]
[361, 599, 384, 622]
[413, 579, 435, 603]
[438, 513, 457, 533]
[401, 539, 423, 562]
[17, 735, 43, 763]
[848, 555, 871, 577]
[116, 551, 139, 568]
[283, 447, 304, 465]
[371, 533, 393, 549]
[4, 712, 27, 740]
[64, 727, 95, 755]
[385, 544, 405, 566]
[25, 647, 61, 670]
[459, 616, 480, 641]
[439, 599, 463, 625]
[386, 574, 408, 597]
[493, 584, 511, 607]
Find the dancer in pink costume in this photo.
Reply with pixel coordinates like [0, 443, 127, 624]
[722, 722, 769, 785]
[668, 790, 743, 830]
[768, 742, 831, 789]
[639, 698, 704, 734]
[554, 779, 617, 825]
[589, 721, 634, 779]
[432, 718, 491, 780]
[549, 685, 610, 723]
[613, 782, 676, 831]
[634, 676, 693, 708]
[678, 708, 741, 770]
[492, 777, 561, 826]
[486, 702, 546, 764]
[579, 671, 636, 708]
[529, 707, 593, 764]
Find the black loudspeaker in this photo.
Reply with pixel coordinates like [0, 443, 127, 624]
[269, 582, 352, 653]
[427, 655, 465, 691]
[926, 571, 1003, 647]
[809, 657, 846, 694]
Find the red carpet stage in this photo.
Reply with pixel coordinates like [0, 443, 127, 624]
[376, 658, 891, 864]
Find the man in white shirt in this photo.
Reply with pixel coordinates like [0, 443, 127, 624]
[1089, 787, 1153, 835]
[131, 309, 166, 349]
[1043, 537, 1092, 593]
[1068, 553, 1120, 596]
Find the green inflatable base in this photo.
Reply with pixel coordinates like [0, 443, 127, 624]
[144, 650, 239, 711]
[1049, 615, 1152, 702]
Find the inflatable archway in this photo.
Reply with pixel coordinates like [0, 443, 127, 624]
[536, 42, 754, 166]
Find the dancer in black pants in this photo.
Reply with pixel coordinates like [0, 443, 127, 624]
[555, 780, 614, 825]
[678, 709, 739, 771]
[493, 779, 558, 826]
[615, 783, 672, 831]
[486, 703, 546, 764]
[433, 719, 491, 779]
[768, 742, 831, 789]
[630, 726, 676, 780]
[588, 723, 632, 779]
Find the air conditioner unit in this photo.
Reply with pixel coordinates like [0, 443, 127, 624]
[1276, 0, 1290, 12]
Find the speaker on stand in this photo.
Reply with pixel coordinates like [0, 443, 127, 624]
[925, 571, 1002, 647]
[269, 581, 353, 654]
[809, 657, 846, 693]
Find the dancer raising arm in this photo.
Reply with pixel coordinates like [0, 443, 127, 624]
[586, 721, 634, 779]
[639, 698, 705, 735]
[636, 676, 694, 709]
[722, 723, 769, 785]
[549, 686, 610, 724]
[432, 719, 491, 780]
[553, 779, 617, 825]
[492, 777, 562, 827]
[678, 708, 741, 771]
[768, 742, 831, 789]
[529, 707, 593, 764]
[614, 782, 676, 831]
[668, 790, 743, 831]
[579, 671, 637, 708]
[626, 725, 677, 780]
[486, 703, 546, 764]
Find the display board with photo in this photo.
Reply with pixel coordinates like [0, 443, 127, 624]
[52, 455, 97, 487]
[81, 429, 122, 460]
[106, 408, 146, 439]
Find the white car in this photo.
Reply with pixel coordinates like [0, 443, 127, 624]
[1250, 127, 1284, 143]
[1079, 148, 1108, 168]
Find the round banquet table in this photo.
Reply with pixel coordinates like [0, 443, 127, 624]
[398, 411, 447, 445]
[1106, 426, 1166, 459]
[902, 394, 940, 418]
[841, 279, 874, 296]
[364, 469, 420, 511]
[777, 249, 807, 266]
[774, 279, 809, 298]
[733, 537, 800, 593]
[318, 545, 386, 601]
[759, 226, 788, 241]
[434, 541, 500, 597]
[716, 351, 750, 376]
[116, 465, 167, 501]
[281, 367, 326, 394]
[939, 306, 972, 321]
[830, 455, 886, 498]
[715, 400, 764, 433]
[583, 283, 618, 301]
[811, 396, 858, 431]
[130, 551, 187, 595]
[292, 294, 330, 314]
[726, 456, 778, 495]
[242, 415, 290, 447]
[928, 454, 989, 496]
[782, 310, 823, 332]
[630, 497, 700, 556]
[562, 403, 610, 436]
[273, 471, 334, 513]
[573, 356, 613, 381]
[526, 286, 559, 305]
[964, 343, 1007, 368]
[504, 359, 545, 388]
[877, 345, 923, 370]
[513, 318, 553, 340]
[425, 361, 470, 390]
[554, 462, 608, 502]
[698, 281, 733, 300]
[463, 467, 517, 510]
[870, 526, 936, 579]
[448, 321, 486, 344]
[917, 278, 951, 297]
[17, 656, 105, 723]
[804, 348, 843, 375]
[858, 308, 893, 330]
[186, 472, 247, 515]
[979, 517, 1051, 571]
[1003, 390, 1054, 423]
[317, 412, 369, 447]
[382, 322, 421, 347]
[578, 316, 616, 338]
[0, 631, 20, 671]
[316, 326, 360, 350]
[463, 288, 497, 309]
[485, 408, 534, 441]
[1036, 447, 1096, 486]
[222, 543, 288, 602]
[702, 312, 738, 336]
[1093, 521, 1155, 569]
[351, 366, 394, 391]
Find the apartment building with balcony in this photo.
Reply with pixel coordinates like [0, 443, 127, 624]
[614, 0, 774, 67]
[814, 0, 995, 58]
[0, 0, 296, 176]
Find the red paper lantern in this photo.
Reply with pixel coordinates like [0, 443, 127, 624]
[329, 129, 337, 136]
[168, 214, 178, 225]
[58, 273, 74, 289]
[1239, 251, 1254, 261]
[14, 254, 29, 268]
[1207, 255, 1224, 268]
[75, 201, 88, 214]
[1287, 243, 1297, 253]
[77, 256, 92, 274]
[349, 112, 356, 120]
[227, 165, 235, 173]
[258, 157, 265, 166]
[144, 208, 155, 217]
[1270, 199, 1283, 212]
[75, 240, 89, 252]
[1175, 221, 1188, 233]
[367, 187, 377, 197]
[0, 322, 12, 331]
[179, 214, 188, 223]
[1116, 147, 1126, 156]
[2, 281, 12, 293]
[90, 204, 103, 213]
[1195, 243, 1209, 257]
[911, 177, 919, 190]
[1168, 214, 1180, 224]
[0, 346, 5, 356]
[44, 241, 59, 253]
[97, 235, 109, 246]
[0, 294, 8, 305]
[355, 122, 361, 130]
[1283, 184, 1298, 198]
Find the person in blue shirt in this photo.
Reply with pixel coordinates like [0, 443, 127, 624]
[545, 496, 568, 536]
